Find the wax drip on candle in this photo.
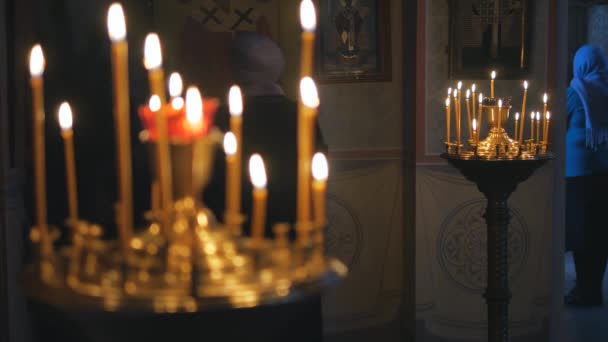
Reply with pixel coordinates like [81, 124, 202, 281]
[300, 0, 317, 32]
[107, 3, 126, 42]
[58, 102, 73, 131]
[29, 45, 45, 77]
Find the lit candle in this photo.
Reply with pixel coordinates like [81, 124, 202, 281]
[223, 132, 239, 221]
[185, 86, 203, 137]
[298, 77, 319, 224]
[312, 153, 328, 229]
[249, 154, 268, 245]
[514, 112, 520, 142]
[530, 111, 535, 141]
[478, 93, 483, 133]
[536, 111, 541, 144]
[472, 118, 478, 143]
[542, 93, 548, 143]
[300, 0, 317, 78]
[466, 89, 472, 138]
[471, 84, 477, 120]
[29, 44, 52, 257]
[445, 98, 451, 143]
[144, 33, 173, 227]
[169, 72, 184, 110]
[108, 3, 133, 254]
[497, 99, 503, 131]
[228, 85, 243, 219]
[544, 111, 551, 145]
[519, 81, 528, 144]
[58, 102, 78, 225]
[453, 88, 460, 148]
[491, 70, 496, 97]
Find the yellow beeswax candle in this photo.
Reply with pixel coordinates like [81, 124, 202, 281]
[108, 3, 133, 253]
[228, 85, 243, 217]
[519, 81, 528, 144]
[312, 153, 328, 230]
[29, 44, 52, 257]
[144, 33, 173, 228]
[58, 102, 78, 224]
[249, 154, 268, 246]
[298, 77, 319, 224]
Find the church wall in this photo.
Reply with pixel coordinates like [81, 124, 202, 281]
[279, 0, 406, 339]
[416, 0, 553, 341]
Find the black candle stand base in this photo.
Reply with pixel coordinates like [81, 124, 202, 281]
[441, 153, 553, 342]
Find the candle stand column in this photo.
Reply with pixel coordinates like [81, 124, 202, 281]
[441, 155, 552, 342]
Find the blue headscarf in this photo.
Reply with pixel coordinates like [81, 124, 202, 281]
[570, 45, 608, 149]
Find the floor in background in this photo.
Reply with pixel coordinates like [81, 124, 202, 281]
[560, 252, 608, 342]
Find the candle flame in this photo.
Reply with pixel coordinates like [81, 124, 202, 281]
[144, 33, 163, 70]
[524, 80, 528, 89]
[491, 70, 496, 79]
[224, 132, 237, 156]
[58, 102, 73, 131]
[107, 3, 127, 42]
[546, 111, 551, 120]
[472, 84, 476, 92]
[169, 72, 183, 97]
[479, 93, 483, 103]
[445, 98, 450, 107]
[543, 93, 548, 104]
[185, 86, 203, 126]
[466, 89, 470, 98]
[312, 153, 329, 181]
[149, 95, 161, 112]
[300, 77, 320, 108]
[448, 87, 452, 95]
[29, 44, 45, 77]
[536, 112, 541, 120]
[300, 0, 317, 32]
[531, 112, 535, 121]
[515, 112, 520, 121]
[457, 81, 462, 90]
[498, 99, 502, 108]
[249, 154, 267, 189]
[472, 118, 477, 132]
[171, 97, 184, 110]
[453, 89, 458, 98]
[229, 85, 243, 117]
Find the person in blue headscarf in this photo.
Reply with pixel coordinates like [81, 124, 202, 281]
[565, 45, 608, 307]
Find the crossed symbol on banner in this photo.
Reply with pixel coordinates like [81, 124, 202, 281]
[199, 6, 254, 30]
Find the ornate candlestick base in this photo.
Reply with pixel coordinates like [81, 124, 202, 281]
[441, 153, 553, 342]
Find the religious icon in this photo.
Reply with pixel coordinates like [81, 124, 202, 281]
[316, 0, 391, 83]
[334, 0, 364, 62]
[448, 0, 531, 79]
